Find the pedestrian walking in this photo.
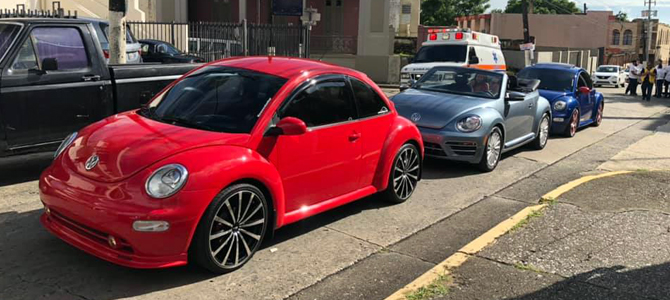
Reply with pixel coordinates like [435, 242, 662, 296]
[626, 60, 641, 96]
[640, 64, 656, 101]
[664, 64, 670, 98]
[655, 62, 665, 98]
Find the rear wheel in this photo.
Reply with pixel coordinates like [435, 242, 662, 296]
[563, 108, 579, 137]
[593, 102, 604, 127]
[478, 127, 503, 172]
[192, 183, 269, 273]
[383, 143, 421, 203]
[531, 114, 550, 150]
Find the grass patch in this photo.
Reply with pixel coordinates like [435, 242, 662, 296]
[539, 197, 557, 205]
[510, 209, 544, 232]
[405, 274, 453, 300]
[514, 262, 544, 273]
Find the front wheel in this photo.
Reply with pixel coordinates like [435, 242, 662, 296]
[563, 108, 580, 137]
[383, 143, 421, 203]
[478, 127, 503, 172]
[192, 183, 269, 273]
[592, 102, 604, 127]
[531, 114, 550, 150]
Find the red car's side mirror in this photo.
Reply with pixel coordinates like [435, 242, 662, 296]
[578, 86, 591, 95]
[276, 117, 307, 136]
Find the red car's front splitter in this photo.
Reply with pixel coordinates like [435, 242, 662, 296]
[41, 212, 188, 269]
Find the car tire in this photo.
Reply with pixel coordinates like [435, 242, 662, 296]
[191, 183, 269, 274]
[477, 127, 503, 172]
[531, 113, 550, 150]
[383, 143, 421, 203]
[592, 101, 604, 127]
[563, 108, 580, 137]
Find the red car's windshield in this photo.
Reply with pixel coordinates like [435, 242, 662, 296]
[142, 66, 287, 133]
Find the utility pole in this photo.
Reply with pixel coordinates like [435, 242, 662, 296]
[522, 0, 530, 43]
[643, 0, 656, 66]
[108, 0, 127, 64]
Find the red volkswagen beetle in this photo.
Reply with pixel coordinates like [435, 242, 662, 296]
[39, 57, 423, 273]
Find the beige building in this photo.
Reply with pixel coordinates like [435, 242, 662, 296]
[456, 11, 612, 50]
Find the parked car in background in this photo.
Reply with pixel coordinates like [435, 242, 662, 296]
[400, 29, 506, 88]
[518, 63, 604, 137]
[139, 39, 205, 63]
[393, 66, 550, 172]
[40, 57, 424, 273]
[592, 65, 626, 87]
[83, 17, 143, 64]
[0, 17, 200, 157]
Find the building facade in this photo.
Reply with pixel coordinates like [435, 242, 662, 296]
[456, 11, 612, 50]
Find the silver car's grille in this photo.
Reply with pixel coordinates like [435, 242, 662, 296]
[424, 142, 447, 157]
[446, 141, 477, 156]
[410, 73, 423, 80]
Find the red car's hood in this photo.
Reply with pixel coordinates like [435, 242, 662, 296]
[63, 112, 250, 183]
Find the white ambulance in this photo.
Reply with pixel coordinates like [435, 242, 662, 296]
[400, 28, 506, 87]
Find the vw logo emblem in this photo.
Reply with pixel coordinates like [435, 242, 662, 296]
[410, 113, 421, 123]
[85, 155, 99, 170]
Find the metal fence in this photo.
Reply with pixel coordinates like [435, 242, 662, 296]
[128, 21, 308, 62]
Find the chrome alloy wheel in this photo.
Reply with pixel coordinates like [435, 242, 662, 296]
[539, 116, 550, 147]
[208, 190, 266, 269]
[570, 109, 579, 136]
[486, 130, 502, 168]
[596, 103, 603, 125]
[392, 146, 420, 200]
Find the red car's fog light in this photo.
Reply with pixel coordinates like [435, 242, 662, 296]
[132, 220, 170, 232]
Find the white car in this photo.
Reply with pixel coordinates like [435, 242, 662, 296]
[592, 65, 626, 88]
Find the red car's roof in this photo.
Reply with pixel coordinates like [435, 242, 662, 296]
[209, 56, 362, 79]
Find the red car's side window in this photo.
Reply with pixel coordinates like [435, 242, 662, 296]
[280, 78, 357, 127]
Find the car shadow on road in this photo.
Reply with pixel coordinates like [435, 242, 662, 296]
[0, 152, 53, 187]
[506, 263, 670, 299]
[0, 193, 399, 300]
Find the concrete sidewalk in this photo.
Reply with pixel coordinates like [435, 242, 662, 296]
[419, 118, 670, 299]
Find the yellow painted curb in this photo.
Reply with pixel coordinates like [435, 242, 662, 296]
[385, 170, 634, 300]
[540, 170, 632, 202]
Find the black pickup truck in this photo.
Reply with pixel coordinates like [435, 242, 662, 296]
[0, 17, 200, 157]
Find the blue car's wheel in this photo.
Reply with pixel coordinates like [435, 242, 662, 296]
[564, 108, 579, 137]
[592, 102, 603, 127]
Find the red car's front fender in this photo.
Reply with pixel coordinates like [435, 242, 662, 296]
[372, 116, 424, 192]
[164, 145, 286, 239]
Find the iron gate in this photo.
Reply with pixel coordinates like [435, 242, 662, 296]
[128, 20, 308, 62]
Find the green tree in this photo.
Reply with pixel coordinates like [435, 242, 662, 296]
[421, 0, 491, 26]
[490, 8, 504, 13]
[615, 11, 629, 22]
[504, 0, 581, 14]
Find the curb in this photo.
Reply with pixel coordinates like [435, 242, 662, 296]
[384, 170, 632, 300]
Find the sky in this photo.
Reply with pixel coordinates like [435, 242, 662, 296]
[487, 0, 670, 24]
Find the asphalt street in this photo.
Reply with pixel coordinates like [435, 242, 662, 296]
[1, 87, 669, 300]
[437, 171, 670, 300]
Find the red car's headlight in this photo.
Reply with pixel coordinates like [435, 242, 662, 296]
[145, 164, 189, 199]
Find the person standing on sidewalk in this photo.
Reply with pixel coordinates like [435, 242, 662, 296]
[626, 60, 641, 96]
[664, 63, 670, 98]
[655, 61, 665, 98]
[640, 64, 656, 101]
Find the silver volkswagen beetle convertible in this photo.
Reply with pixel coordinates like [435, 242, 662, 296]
[392, 66, 551, 172]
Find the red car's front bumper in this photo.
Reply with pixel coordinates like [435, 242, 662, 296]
[39, 164, 218, 269]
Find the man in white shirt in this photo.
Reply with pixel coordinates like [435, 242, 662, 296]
[626, 60, 641, 96]
[655, 62, 665, 98]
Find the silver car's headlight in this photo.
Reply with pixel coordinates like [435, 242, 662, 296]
[401, 72, 410, 79]
[146, 164, 189, 199]
[553, 101, 567, 111]
[456, 116, 482, 132]
[54, 132, 78, 159]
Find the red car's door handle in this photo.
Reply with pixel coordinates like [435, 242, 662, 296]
[349, 132, 361, 142]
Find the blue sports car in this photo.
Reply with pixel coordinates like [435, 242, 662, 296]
[517, 63, 604, 137]
[392, 67, 551, 172]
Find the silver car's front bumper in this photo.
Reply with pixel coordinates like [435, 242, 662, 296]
[419, 126, 487, 164]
